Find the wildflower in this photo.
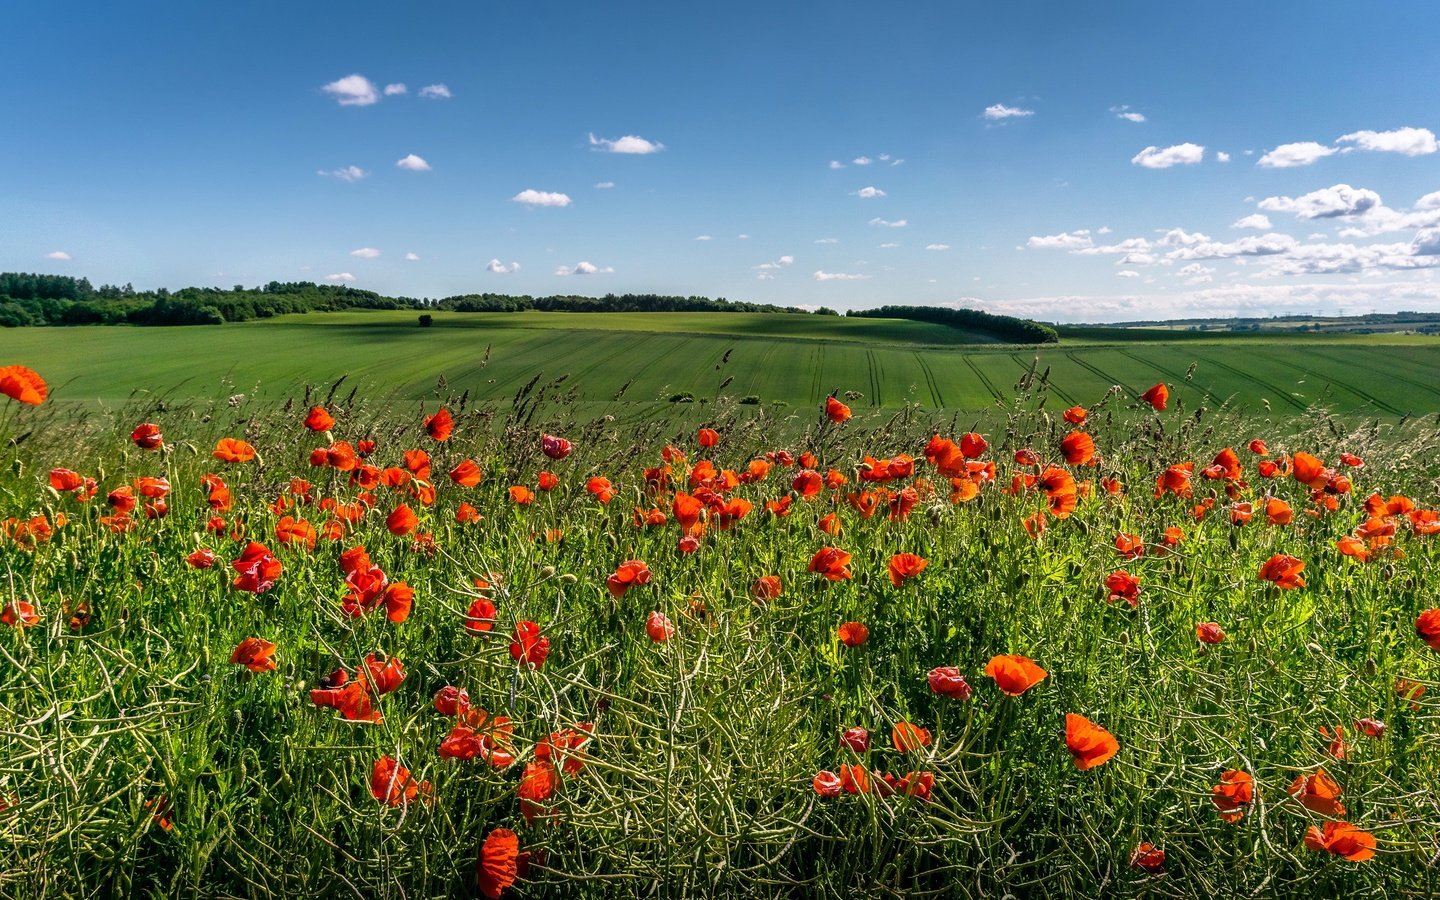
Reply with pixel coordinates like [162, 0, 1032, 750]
[1060, 431, 1095, 466]
[1105, 570, 1141, 607]
[131, 422, 164, 449]
[1063, 406, 1088, 425]
[433, 685, 471, 716]
[1354, 718, 1385, 739]
[304, 406, 335, 431]
[1, 601, 40, 628]
[1287, 769, 1346, 816]
[984, 655, 1047, 696]
[362, 653, 406, 693]
[1195, 622, 1226, 644]
[837, 621, 869, 647]
[510, 621, 550, 668]
[229, 637, 277, 673]
[838, 764, 869, 794]
[809, 547, 853, 581]
[607, 560, 652, 597]
[1065, 714, 1118, 769]
[812, 771, 842, 798]
[1416, 609, 1440, 651]
[888, 553, 927, 587]
[464, 597, 498, 634]
[1129, 842, 1165, 873]
[1258, 554, 1306, 589]
[1140, 382, 1168, 410]
[891, 722, 932, 753]
[231, 542, 282, 594]
[477, 827, 521, 899]
[516, 760, 559, 824]
[1304, 821, 1376, 862]
[840, 727, 870, 752]
[212, 438, 256, 463]
[751, 575, 782, 602]
[541, 433, 572, 460]
[645, 611, 674, 643]
[424, 407, 453, 441]
[0, 365, 47, 404]
[927, 666, 972, 700]
[1211, 769, 1253, 822]
[508, 486, 534, 505]
[825, 395, 851, 424]
[370, 755, 430, 807]
[697, 427, 719, 448]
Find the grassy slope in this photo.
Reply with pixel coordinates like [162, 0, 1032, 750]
[8, 310, 1440, 414]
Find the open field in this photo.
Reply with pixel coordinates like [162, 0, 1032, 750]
[8, 311, 1440, 415]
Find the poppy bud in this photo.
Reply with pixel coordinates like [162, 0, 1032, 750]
[559, 573, 577, 584]
[539, 565, 557, 579]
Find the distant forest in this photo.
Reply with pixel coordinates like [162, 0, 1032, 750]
[0, 272, 1058, 343]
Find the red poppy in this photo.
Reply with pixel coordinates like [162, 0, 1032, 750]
[1062, 406, 1088, 425]
[464, 597, 498, 634]
[1319, 724, 1346, 760]
[645, 610, 674, 643]
[508, 485, 535, 505]
[1, 601, 40, 628]
[1113, 532, 1145, 560]
[1397, 677, 1425, 708]
[1339, 452, 1364, 468]
[130, 422, 164, 449]
[888, 553, 927, 587]
[1258, 554, 1306, 589]
[1129, 842, 1165, 873]
[363, 653, 406, 694]
[697, 427, 719, 448]
[825, 396, 852, 424]
[985, 655, 1047, 696]
[1140, 382, 1168, 410]
[1291, 452, 1329, 489]
[891, 722, 932, 753]
[838, 763, 870, 794]
[541, 433, 572, 460]
[0, 365, 47, 405]
[304, 406, 336, 431]
[232, 542, 282, 594]
[1065, 714, 1118, 769]
[446, 459, 482, 488]
[1105, 570, 1141, 606]
[812, 770, 842, 798]
[751, 575, 782, 602]
[370, 755, 430, 807]
[516, 760, 559, 824]
[1211, 769, 1253, 822]
[1304, 821, 1376, 862]
[384, 505, 418, 536]
[586, 476, 616, 504]
[927, 666, 972, 700]
[809, 547, 853, 581]
[837, 621, 869, 647]
[1060, 431, 1095, 466]
[422, 407, 453, 441]
[433, 685, 471, 716]
[840, 726, 870, 752]
[607, 559, 652, 597]
[1416, 609, 1440, 651]
[1195, 622, 1226, 644]
[213, 438, 256, 463]
[510, 621, 550, 668]
[1354, 717, 1385, 739]
[229, 637, 277, 673]
[792, 469, 823, 498]
[477, 827, 521, 899]
[106, 485, 137, 514]
[1287, 768, 1345, 815]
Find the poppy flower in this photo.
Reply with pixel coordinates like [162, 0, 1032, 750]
[1140, 382, 1168, 410]
[818, 512, 841, 535]
[1258, 554, 1306, 589]
[229, 637, 277, 673]
[607, 559, 652, 597]
[812, 771, 842, 798]
[809, 547, 853, 581]
[1320, 725, 1346, 760]
[0, 365, 47, 405]
[213, 438, 257, 463]
[985, 655, 1047, 696]
[1113, 532, 1145, 560]
[837, 621, 869, 647]
[1354, 717, 1385, 739]
[541, 433, 572, 460]
[1396, 678, 1425, 709]
[508, 485, 535, 506]
[1416, 609, 1440, 652]
[423, 407, 453, 441]
[1287, 768, 1345, 816]
[477, 827, 521, 899]
[1, 601, 40, 628]
[645, 611, 674, 643]
[370, 755, 430, 807]
[130, 422, 164, 450]
[385, 505, 418, 536]
[838, 764, 870, 794]
[792, 469, 823, 498]
[516, 760, 559, 824]
[927, 666, 972, 700]
[586, 476, 616, 504]
[106, 485, 137, 514]
[145, 796, 174, 831]
[1129, 842, 1165, 873]
[464, 596, 498, 634]
[310, 676, 380, 723]
[1195, 622, 1226, 644]
[751, 575, 782, 602]
[510, 621, 551, 668]
[1063, 406, 1088, 425]
[304, 406, 336, 431]
[840, 726, 870, 753]
[1291, 452, 1329, 489]
[825, 395, 852, 424]
[363, 652, 406, 694]
[1105, 570, 1141, 607]
[232, 542, 282, 594]
[134, 476, 170, 499]
[433, 685, 471, 717]
[888, 553, 928, 587]
[1211, 769, 1253, 822]
[1065, 714, 1118, 770]
[697, 427, 719, 448]
[1304, 821, 1376, 862]
[891, 722, 932, 753]
[1060, 431, 1095, 466]
[1339, 452, 1364, 468]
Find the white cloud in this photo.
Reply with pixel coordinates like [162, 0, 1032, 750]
[405, 252, 420, 261]
[45, 250, 71, 261]
[1131, 143, 1205, 168]
[322, 74, 380, 107]
[814, 270, 870, 281]
[1413, 229, 1440, 256]
[1097, 226, 1112, 234]
[1216, 151, 1232, 163]
[513, 189, 572, 207]
[1416, 191, 1440, 210]
[853, 156, 872, 166]
[318, 165, 368, 182]
[854, 186, 886, 198]
[868, 217, 907, 228]
[694, 235, 712, 241]
[878, 242, 900, 248]
[396, 154, 431, 171]
[486, 259, 520, 273]
[419, 83, 452, 99]
[1232, 213, 1272, 230]
[556, 261, 612, 275]
[349, 247, 381, 258]
[594, 181, 615, 189]
[326, 273, 356, 283]
[984, 103, 1034, 120]
[925, 243, 950, 251]
[1337, 127, 1437, 157]
[1027, 230, 1093, 250]
[1256, 141, 1337, 168]
[890, 158, 904, 166]
[1179, 262, 1215, 284]
[1116, 270, 1141, 278]
[1111, 105, 1146, 123]
[1259, 184, 1381, 219]
[588, 133, 664, 154]
[829, 160, 845, 170]
[814, 237, 839, 244]
[384, 83, 407, 96]
[1165, 233, 1300, 260]
[737, 234, 750, 240]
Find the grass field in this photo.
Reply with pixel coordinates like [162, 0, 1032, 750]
[8, 310, 1440, 416]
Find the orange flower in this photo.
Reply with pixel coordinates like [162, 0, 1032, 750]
[888, 553, 927, 587]
[1039, 467, 1077, 518]
[1140, 382, 1168, 410]
[424, 407, 453, 441]
[697, 427, 719, 448]
[1064, 713, 1118, 769]
[229, 637, 277, 673]
[825, 395, 852, 423]
[838, 763, 870, 794]
[1265, 497, 1293, 526]
[1113, 532, 1145, 560]
[508, 485, 535, 506]
[645, 611, 674, 643]
[1248, 438, 1270, 455]
[1304, 821, 1376, 862]
[1060, 431, 1095, 466]
[275, 515, 316, 551]
[607, 560, 652, 597]
[984, 655, 1048, 696]
[792, 469, 824, 498]
[1258, 554, 1306, 589]
[448, 459, 483, 488]
[1320, 725, 1346, 760]
[0, 365, 46, 405]
[370, 755, 430, 807]
[891, 722, 932, 753]
[1062, 406, 1088, 425]
[837, 621, 869, 647]
[1, 600, 40, 628]
[812, 770, 842, 798]
[1195, 622, 1226, 644]
[1129, 842, 1165, 873]
[386, 504, 418, 536]
[516, 760, 559, 823]
[1354, 717, 1385, 739]
[586, 476, 616, 504]
[809, 547, 853, 581]
[1416, 609, 1440, 652]
[213, 438, 256, 463]
[1287, 768, 1345, 816]
[1211, 769, 1253, 822]
[1291, 452, 1329, 488]
[131, 422, 164, 449]
[465, 597, 498, 634]
[509, 621, 550, 668]
[751, 575, 782, 602]
[304, 406, 336, 431]
[1105, 570, 1141, 606]
[231, 541, 282, 594]
[477, 827, 521, 900]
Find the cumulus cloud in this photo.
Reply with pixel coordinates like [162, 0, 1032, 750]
[513, 189, 572, 207]
[405, 252, 420, 261]
[813, 270, 870, 281]
[926, 243, 950, 250]
[1131, 143, 1205, 168]
[588, 133, 664, 154]
[1179, 262, 1215, 284]
[594, 181, 615, 189]
[1415, 191, 1440, 210]
[1165, 233, 1300, 260]
[45, 250, 71, 261]
[854, 186, 886, 198]
[555, 261, 612, 275]
[326, 272, 356, 283]
[1027, 230, 1093, 250]
[384, 83, 407, 96]
[1116, 270, 1141, 278]
[486, 259, 520, 273]
[1413, 229, 1440, 256]
[814, 237, 839, 244]
[419, 83, 452, 99]
[829, 160, 845, 170]
[1259, 184, 1381, 219]
[1337, 126, 1437, 157]
[322, 74, 380, 107]
[1232, 213, 1272, 230]
[396, 154, 431, 171]
[1256, 141, 1337, 168]
[1216, 151, 1232, 163]
[753, 255, 795, 279]
[1111, 105, 1146, 123]
[868, 217, 907, 228]
[318, 165, 368, 182]
[853, 156, 872, 166]
[350, 247, 381, 258]
[984, 103, 1034, 120]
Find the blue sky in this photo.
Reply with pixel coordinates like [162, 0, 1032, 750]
[4, 1, 1439, 322]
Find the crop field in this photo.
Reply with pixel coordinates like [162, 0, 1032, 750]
[7, 311, 1440, 416]
[2, 355, 1440, 898]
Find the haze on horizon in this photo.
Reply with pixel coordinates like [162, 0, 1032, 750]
[3, 1, 1439, 324]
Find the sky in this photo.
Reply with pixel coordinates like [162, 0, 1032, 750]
[3, 1, 1440, 323]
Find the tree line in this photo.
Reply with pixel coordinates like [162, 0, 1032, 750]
[846, 304, 1059, 344]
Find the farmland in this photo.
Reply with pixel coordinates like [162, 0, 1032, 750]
[8, 310, 1440, 416]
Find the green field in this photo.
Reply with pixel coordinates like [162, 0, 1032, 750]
[9, 310, 1440, 415]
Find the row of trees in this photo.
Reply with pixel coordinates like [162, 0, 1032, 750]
[434, 292, 811, 314]
[846, 304, 1059, 344]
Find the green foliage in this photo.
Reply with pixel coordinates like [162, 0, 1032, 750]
[847, 303, 1060, 344]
